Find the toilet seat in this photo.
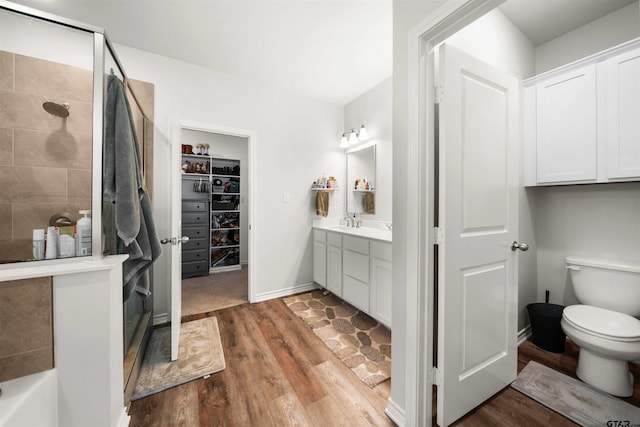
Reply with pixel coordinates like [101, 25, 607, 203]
[564, 305, 640, 341]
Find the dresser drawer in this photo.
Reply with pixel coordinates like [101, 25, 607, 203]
[342, 235, 369, 255]
[182, 260, 208, 277]
[182, 236, 208, 251]
[182, 225, 209, 240]
[182, 212, 208, 225]
[182, 249, 208, 263]
[182, 200, 208, 212]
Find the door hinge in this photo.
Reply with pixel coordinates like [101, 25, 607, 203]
[432, 226, 444, 245]
[435, 85, 445, 104]
[431, 366, 443, 387]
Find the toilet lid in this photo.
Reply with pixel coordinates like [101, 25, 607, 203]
[563, 305, 640, 339]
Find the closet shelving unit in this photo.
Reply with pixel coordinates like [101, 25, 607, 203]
[180, 154, 242, 277]
[210, 157, 241, 272]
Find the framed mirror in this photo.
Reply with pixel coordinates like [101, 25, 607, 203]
[346, 145, 376, 215]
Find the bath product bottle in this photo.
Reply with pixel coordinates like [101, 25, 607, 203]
[58, 226, 76, 258]
[76, 210, 92, 257]
[32, 229, 45, 260]
[45, 226, 59, 260]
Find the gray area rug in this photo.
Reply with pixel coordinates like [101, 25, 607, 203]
[132, 317, 225, 400]
[511, 361, 640, 426]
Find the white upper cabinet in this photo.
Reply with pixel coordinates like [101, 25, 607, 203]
[607, 48, 640, 180]
[535, 65, 597, 184]
[524, 40, 640, 186]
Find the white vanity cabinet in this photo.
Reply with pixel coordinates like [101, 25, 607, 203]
[313, 229, 327, 287]
[312, 226, 392, 328]
[524, 41, 640, 186]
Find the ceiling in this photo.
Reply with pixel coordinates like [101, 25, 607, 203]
[6, 0, 638, 105]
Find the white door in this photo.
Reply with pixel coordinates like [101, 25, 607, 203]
[161, 124, 185, 361]
[436, 44, 520, 426]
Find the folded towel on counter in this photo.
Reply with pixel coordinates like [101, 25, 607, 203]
[316, 191, 329, 217]
[364, 192, 375, 214]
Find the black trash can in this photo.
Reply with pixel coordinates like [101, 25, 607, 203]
[527, 303, 566, 353]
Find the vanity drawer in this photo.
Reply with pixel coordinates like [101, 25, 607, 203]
[182, 200, 208, 212]
[182, 249, 208, 263]
[342, 235, 369, 255]
[182, 225, 209, 240]
[313, 229, 327, 243]
[327, 231, 342, 247]
[371, 241, 392, 262]
[182, 212, 208, 225]
[343, 275, 369, 312]
[343, 249, 369, 283]
[182, 236, 208, 251]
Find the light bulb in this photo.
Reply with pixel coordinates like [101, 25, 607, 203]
[348, 130, 359, 145]
[358, 125, 369, 140]
[339, 134, 349, 148]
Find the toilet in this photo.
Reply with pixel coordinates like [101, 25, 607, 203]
[561, 256, 640, 396]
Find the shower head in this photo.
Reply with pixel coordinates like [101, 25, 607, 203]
[43, 102, 70, 118]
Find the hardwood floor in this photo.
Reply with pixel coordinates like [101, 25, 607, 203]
[129, 298, 393, 426]
[129, 297, 640, 426]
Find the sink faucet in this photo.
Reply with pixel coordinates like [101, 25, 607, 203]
[353, 213, 361, 228]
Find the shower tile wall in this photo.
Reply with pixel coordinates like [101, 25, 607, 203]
[0, 50, 92, 262]
[0, 276, 53, 382]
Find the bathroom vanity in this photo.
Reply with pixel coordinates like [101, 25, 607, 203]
[312, 225, 392, 328]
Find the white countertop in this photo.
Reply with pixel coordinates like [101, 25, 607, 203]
[313, 224, 392, 242]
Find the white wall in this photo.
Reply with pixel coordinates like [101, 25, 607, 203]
[113, 43, 344, 319]
[532, 183, 640, 305]
[535, 1, 640, 74]
[344, 77, 392, 222]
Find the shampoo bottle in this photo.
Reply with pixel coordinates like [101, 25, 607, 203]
[32, 229, 45, 260]
[45, 226, 59, 260]
[76, 210, 92, 256]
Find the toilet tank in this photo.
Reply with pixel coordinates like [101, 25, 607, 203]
[566, 256, 640, 316]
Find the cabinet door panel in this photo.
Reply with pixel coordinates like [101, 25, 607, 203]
[536, 65, 597, 183]
[327, 246, 342, 296]
[313, 242, 327, 287]
[371, 258, 392, 328]
[607, 48, 640, 179]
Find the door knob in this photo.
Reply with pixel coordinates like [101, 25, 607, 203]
[511, 241, 529, 251]
[160, 236, 190, 245]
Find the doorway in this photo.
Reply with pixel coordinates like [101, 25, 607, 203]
[176, 122, 256, 320]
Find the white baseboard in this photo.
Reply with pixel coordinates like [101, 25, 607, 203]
[118, 407, 131, 427]
[384, 398, 405, 427]
[253, 282, 320, 302]
[518, 324, 532, 345]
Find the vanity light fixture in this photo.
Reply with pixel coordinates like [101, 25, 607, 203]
[339, 124, 369, 148]
[339, 133, 350, 148]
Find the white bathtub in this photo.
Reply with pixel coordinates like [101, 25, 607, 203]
[0, 370, 58, 427]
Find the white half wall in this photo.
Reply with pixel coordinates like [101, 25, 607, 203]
[344, 76, 392, 222]
[113, 43, 344, 318]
